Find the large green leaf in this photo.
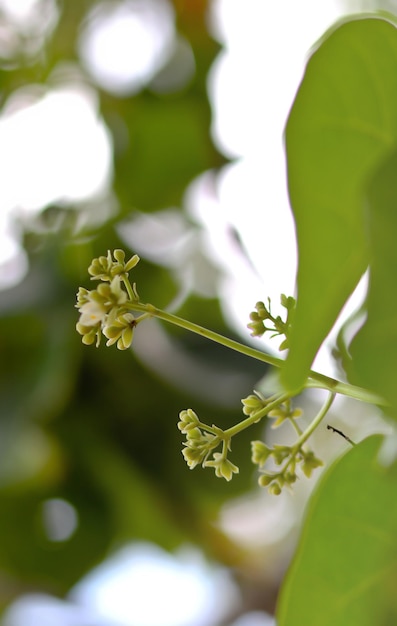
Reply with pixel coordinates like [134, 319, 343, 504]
[347, 148, 397, 413]
[283, 17, 397, 391]
[277, 436, 397, 626]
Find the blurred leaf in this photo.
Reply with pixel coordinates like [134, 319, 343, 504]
[277, 435, 397, 626]
[0, 309, 78, 426]
[347, 148, 397, 413]
[0, 481, 112, 596]
[283, 17, 397, 391]
[79, 419, 185, 549]
[113, 95, 215, 211]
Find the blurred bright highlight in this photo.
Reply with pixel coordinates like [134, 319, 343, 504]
[0, 82, 112, 287]
[79, 0, 175, 95]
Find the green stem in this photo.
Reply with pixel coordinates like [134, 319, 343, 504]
[126, 301, 386, 407]
[122, 275, 136, 301]
[294, 391, 336, 450]
[277, 392, 336, 479]
[221, 438, 229, 460]
[224, 392, 291, 438]
[289, 417, 303, 437]
[196, 421, 222, 437]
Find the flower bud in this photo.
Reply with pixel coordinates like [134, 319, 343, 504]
[241, 394, 265, 416]
[268, 482, 282, 496]
[258, 474, 273, 487]
[182, 446, 206, 469]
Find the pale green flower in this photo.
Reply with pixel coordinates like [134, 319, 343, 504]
[78, 300, 108, 328]
[204, 453, 239, 481]
[103, 309, 136, 350]
[182, 446, 208, 469]
[76, 293, 108, 347]
[251, 440, 271, 467]
[300, 450, 323, 478]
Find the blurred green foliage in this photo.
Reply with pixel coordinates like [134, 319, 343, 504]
[4, 2, 397, 624]
[0, 0, 266, 612]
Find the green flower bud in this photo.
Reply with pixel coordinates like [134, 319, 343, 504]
[185, 427, 203, 442]
[76, 323, 102, 347]
[182, 446, 206, 469]
[124, 253, 140, 273]
[241, 394, 266, 416]
[258, 474, 273, 487]
[177, 420, 198, 434]
[88, 251, 113, 281]
[268, 482, 282, 496]
[76, 287, 90, 307]
[88, 250, 140, 281]
[178, 409, 200, 427]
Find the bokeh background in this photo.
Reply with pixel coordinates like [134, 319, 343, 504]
[0, 1, 394, 625]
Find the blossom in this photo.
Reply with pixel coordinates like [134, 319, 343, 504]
[76, 296, 108, 347]
[103, 309, 136, 350]
[204, 453, 239, 481]
[78, 300, 108, 327]
[182, 446, 208, 470]
[251, 440, 272, 467]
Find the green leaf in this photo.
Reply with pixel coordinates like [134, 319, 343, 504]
[283, 17, 397, 391]
[348, 148, 397, 413]
[277, 435, 397, 626]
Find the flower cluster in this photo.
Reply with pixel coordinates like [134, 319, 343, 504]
[75, 250, 336, 495]
[76, 250, 139, 350]
[178, 409, 217, 469]
[251, 440, 323, 494]
[247, 294, 295, 350]
[88, 249, 140, 281]
[177, 395, 324, 492]
[177, 409, 239, 481]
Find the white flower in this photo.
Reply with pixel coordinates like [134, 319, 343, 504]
[78, 300, 108, 327]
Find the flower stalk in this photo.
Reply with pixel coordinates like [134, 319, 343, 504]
[75, 249, 386, 493]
